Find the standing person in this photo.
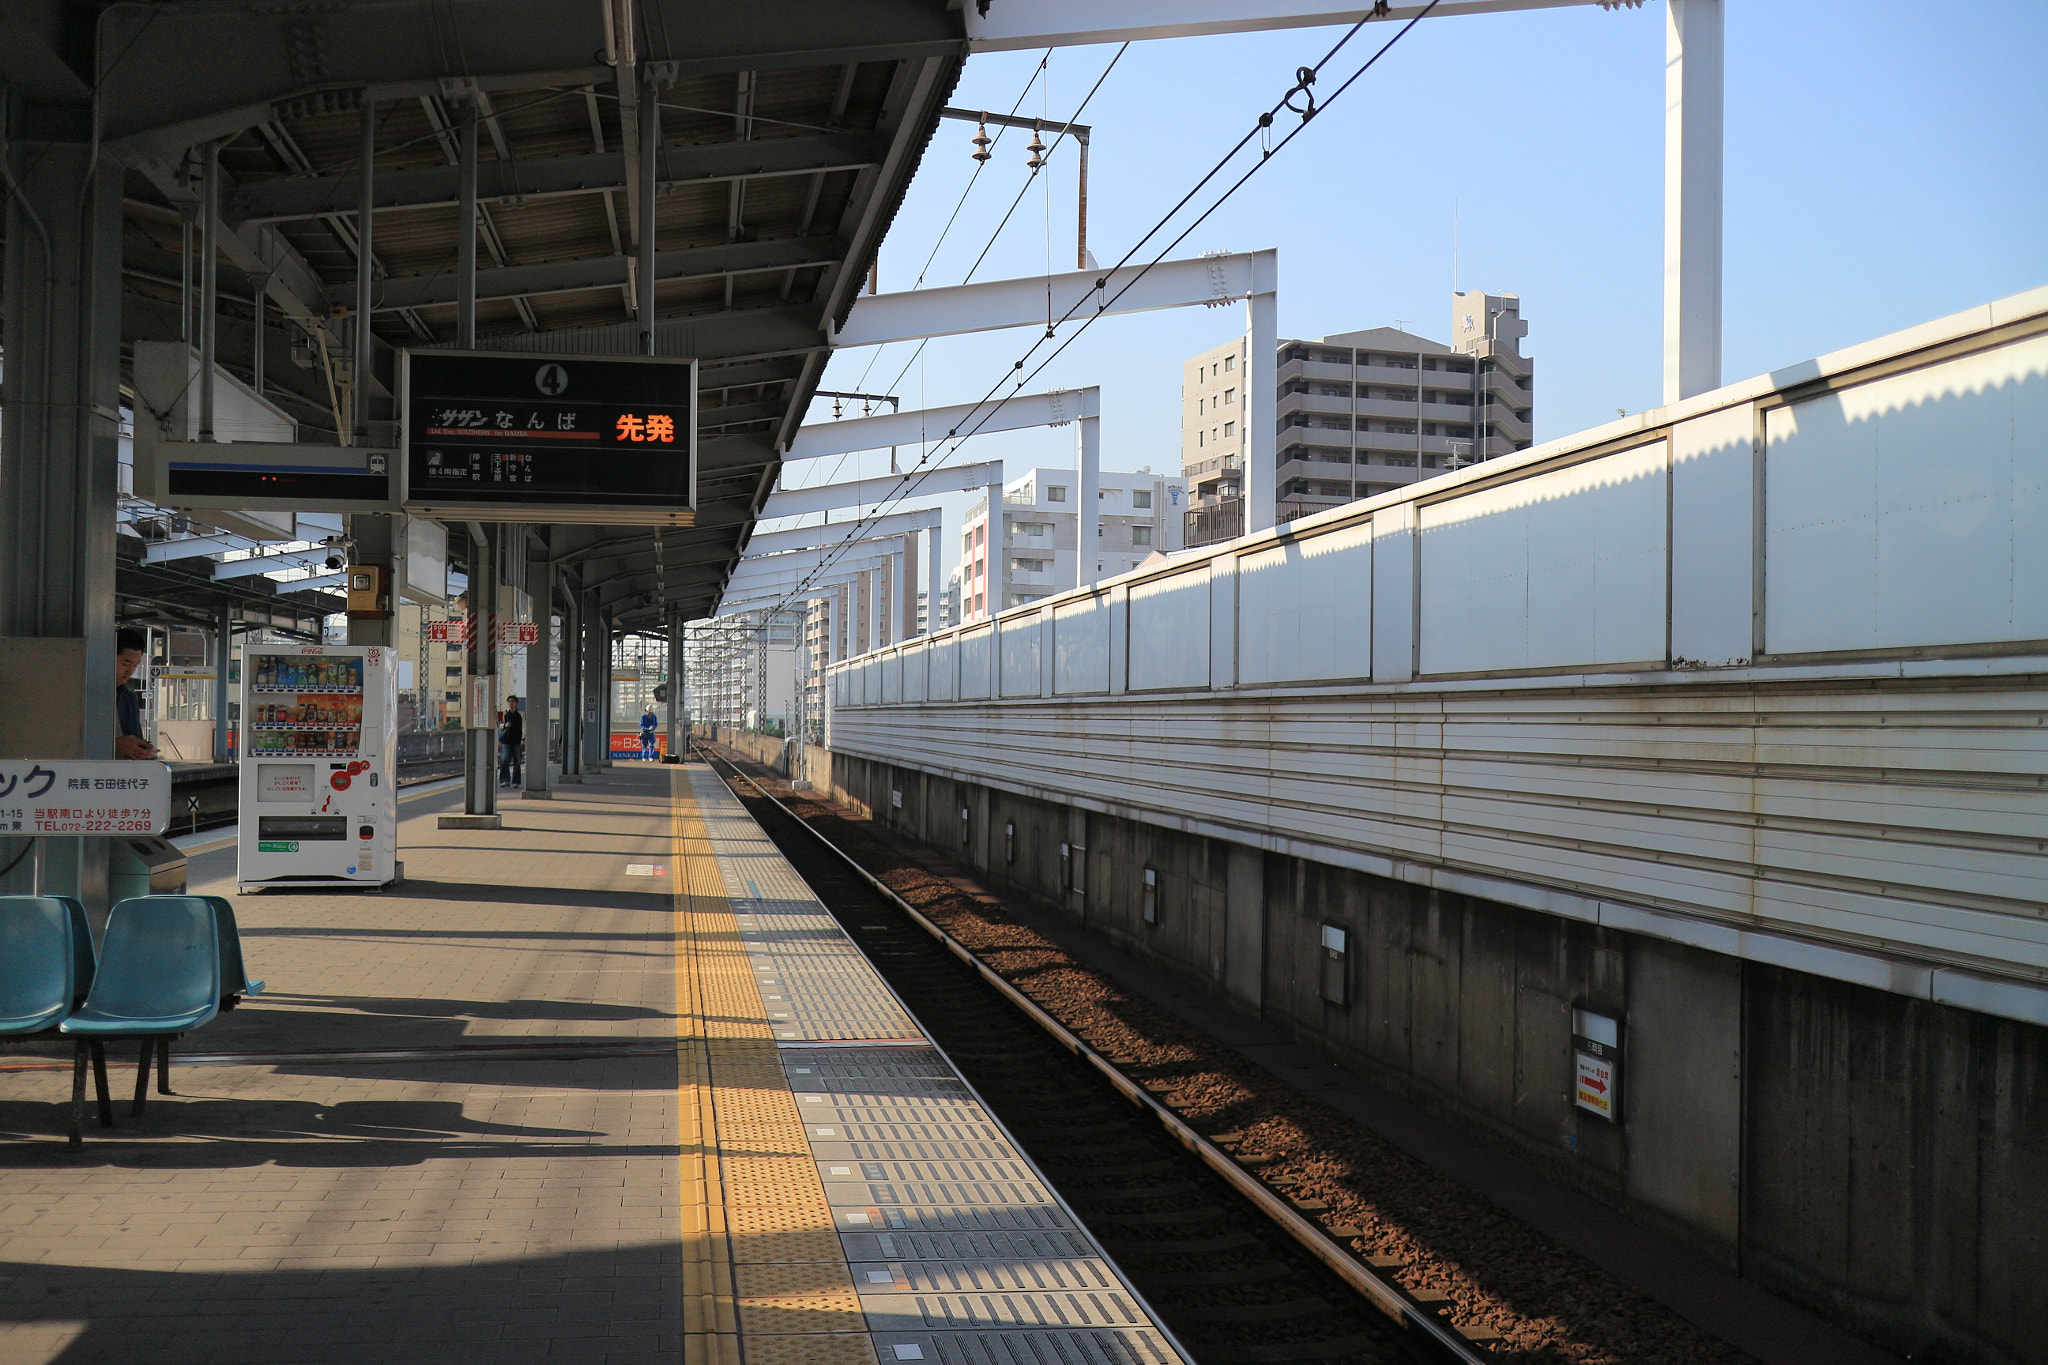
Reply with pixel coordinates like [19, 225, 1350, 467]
[498, 695, 524, 787]
[639, 705, 659, 761]
[114, 628, 158, 760]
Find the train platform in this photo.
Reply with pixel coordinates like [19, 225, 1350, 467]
[0, 763, 1184, 1365]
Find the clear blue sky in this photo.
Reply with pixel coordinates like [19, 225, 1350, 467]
[775, 1, 2047, 580]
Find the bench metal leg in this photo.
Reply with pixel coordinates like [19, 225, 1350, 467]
[131, 1039, 152, 1117]
[69, 1042, 88, 1150]
[91, 1041, 112, 1127]
[156, 1037, 173, 1095]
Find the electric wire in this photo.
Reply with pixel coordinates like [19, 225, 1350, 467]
[733, 5, 1440, 633]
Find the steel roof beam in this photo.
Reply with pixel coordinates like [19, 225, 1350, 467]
[740, 506, 940, 557]
[96, 3, 963, 150]
[784, 387, 1098, 461]
[230, 132, 886, 227]
[372, 237, 843, 313]
[762, 460, 1005, 519]
[832, 252, 1275, 349]
[962, 0, 1608, 51]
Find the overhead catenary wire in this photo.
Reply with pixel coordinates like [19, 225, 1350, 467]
[743, 4, 1441, 630]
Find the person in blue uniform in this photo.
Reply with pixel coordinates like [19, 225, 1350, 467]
[639, 706, 659, 760]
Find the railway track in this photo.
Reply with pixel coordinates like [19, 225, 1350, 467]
[703, 751, 1494, 1365]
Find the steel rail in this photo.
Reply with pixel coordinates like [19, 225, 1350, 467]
[700, 746, 1495, 1365]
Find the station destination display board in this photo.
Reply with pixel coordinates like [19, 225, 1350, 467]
[401, 350, 697, 524]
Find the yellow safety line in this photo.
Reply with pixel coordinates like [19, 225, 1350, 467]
[672, 767, 873, 1365]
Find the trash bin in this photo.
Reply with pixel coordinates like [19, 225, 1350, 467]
[109, 835, 189, 902]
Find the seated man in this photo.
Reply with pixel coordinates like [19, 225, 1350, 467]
[115, 628, 158, 760]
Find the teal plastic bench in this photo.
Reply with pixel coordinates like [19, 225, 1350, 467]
[0, 896, 114, 1138]
[196, 895, 266, 1003]
[59, 897, 221, 1147]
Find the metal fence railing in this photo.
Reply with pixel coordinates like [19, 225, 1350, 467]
[1184, 497, 1245, 549]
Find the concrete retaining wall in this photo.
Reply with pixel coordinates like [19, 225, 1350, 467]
[829, 748, 2048, 1365]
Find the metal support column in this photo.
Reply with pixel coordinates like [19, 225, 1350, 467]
[665, 610, 681, 761]
[558, 579, 582, 781]
[356, 94, 376, 441]
[582, 596, 608, 770]
[211, 600, 233, 763]
[0, 121, 125, 906]
[457, 97, 479, 349]
[449, 525, 501, 826]
[636, 74, 659, 354]
[347, 513, 396, 647]
[197, 140, 221, 441]
[984, 480, 1004, 620]
[899, 534, 918, 641]
[925, 524, 942, 633]
[1665, 0, 1724, 403]
[1245, 273, 1278, 535]
[1077, 413, 1100, 588]
[524, 531, 551, 797]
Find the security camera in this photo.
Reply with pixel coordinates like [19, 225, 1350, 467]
[321, 534, 356, 572]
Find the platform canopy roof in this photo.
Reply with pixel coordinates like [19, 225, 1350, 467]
[1, 1, 965, 631]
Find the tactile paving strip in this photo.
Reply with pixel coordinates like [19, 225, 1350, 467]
[680, 774, 1186, 1364]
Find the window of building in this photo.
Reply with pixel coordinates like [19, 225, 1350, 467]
[1223, 355, 1235, 372]
[1223, 421, 1235, 438]
[1197, 430, 1204, 447]
[1197, 396, 1205, 414]
[1132, 526, 1152, 547]
[1132, 489, 1152, 509]
[1223, 388, 1235, 405]
[445, 666, 463, 678]
[1048, 485, 1068, 502]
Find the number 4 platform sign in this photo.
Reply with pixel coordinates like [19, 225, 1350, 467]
[400, 349, 696, 526]
[0, 761, 171, 835]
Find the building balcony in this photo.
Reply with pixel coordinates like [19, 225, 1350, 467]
[1185, 497, 1245, 548]
[1276, 390, 1356, 415]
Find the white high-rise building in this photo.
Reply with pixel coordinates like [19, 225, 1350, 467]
[958, 467, 1188, 622]
[1182, 290, 1534, 545]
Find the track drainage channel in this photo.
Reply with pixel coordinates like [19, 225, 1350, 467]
[715, 766, 1450, 1365]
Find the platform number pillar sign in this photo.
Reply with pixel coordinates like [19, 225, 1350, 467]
[1572, 1006, 1623, 1122]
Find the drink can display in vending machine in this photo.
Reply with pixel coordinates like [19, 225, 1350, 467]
[236, 645, 402, 892]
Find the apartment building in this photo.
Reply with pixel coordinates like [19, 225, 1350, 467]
[917, 571, 962, 635]
[1182, 289, 1533, 544]
[959, 466, 1188, 622]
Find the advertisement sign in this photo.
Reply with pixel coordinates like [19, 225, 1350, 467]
[467, 675, 497, 727]
[1570, 1006, 1623, 1122]
[0, 761, 170, 835]
[1574, 1051, 1616, 1119]
[256, 763, 316, 803]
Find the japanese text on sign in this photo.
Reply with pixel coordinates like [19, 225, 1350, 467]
[614, 413, 677, 443]
[0, 761, 170, 835]
[1574, 1052, 1615, 1120]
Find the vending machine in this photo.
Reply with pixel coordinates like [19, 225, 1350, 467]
[236, 644, 401, 893]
